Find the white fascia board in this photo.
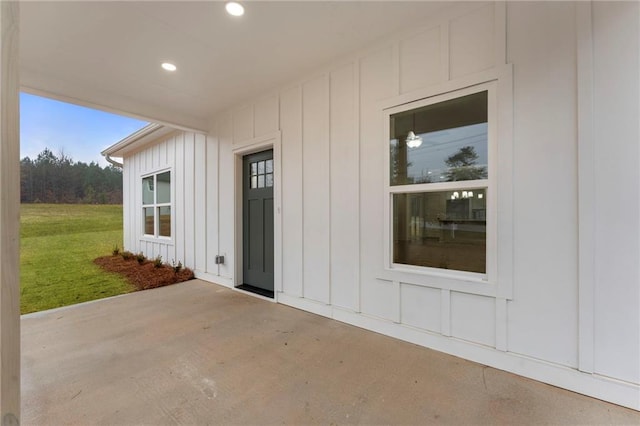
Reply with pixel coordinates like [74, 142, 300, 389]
[101, 123, 176, 158]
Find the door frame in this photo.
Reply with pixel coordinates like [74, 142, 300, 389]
[233, 132, 282, 301]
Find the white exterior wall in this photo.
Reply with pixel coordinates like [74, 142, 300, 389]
[122, 2, 640, 409]
[591, 2, 640, 385]
[122, 131, 221, 281]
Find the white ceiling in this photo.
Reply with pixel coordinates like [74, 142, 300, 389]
[20, 1, 452, 131]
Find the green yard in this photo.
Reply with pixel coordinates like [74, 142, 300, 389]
[20, 204, 133, 314]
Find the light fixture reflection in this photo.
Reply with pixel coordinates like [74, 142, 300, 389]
[405, 131, 423, 148]
[452, 190, 479, 200]
[161, 62, 177, 72]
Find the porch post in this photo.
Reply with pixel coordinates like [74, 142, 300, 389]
[0, 1, 20, 424]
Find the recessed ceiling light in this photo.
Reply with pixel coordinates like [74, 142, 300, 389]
[161, 62, 177, 72]
[226, 2, 244, 17]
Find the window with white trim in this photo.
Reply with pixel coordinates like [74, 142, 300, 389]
[142, 170, 171, 238]
[387, 87, 493, 276]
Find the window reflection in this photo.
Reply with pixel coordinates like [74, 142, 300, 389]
[390, 91, 488, 186]
[156, 171, 171, 203]
[142, 176, 154, 205]
[158, 206, 171, 237]
[393, 189, 486, 273]
[144, 207, 154, 235]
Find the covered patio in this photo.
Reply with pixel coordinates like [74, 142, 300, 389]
[23, 280, 639, 424]
[1, 1, 639, 419]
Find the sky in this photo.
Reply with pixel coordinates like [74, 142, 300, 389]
[20, 92, 148, 167]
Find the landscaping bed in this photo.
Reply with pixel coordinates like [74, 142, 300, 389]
[94, 254, 194, 291]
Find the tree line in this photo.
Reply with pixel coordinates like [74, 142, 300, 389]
[21, 148, 123, 204]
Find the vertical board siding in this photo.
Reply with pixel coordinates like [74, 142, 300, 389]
[576, 2, 595, 374]
[449, 3, 495, 79]
[399, 26, 442, 93]
[122, 164, 131, 251]
[302, 76, 331, 303]
[254, 95, 279, 137]
[183, 133, 196, 268]
[218, 114, 235, 280]
[153, 144, 160, 169]
[127, 156, 134, 251]
[174, 133, 185, 265]
[329, 64, 359, 310]
[280, 86, 304, 296]
[123, 4, 506, 337]
[158, 139, 167, 167]
[592, 1, 640, 383]
[133, 153, 142, 254]
[194, 134, 207, 272]
[118, 3, 640, 408]
[506, 1, 579, 368]
[166, 136, 177, 263]
[233, 104, 254, 143]
[125, 132, 204, 273]
[359, 47, 394, 306]
[206, 133, 220, 275]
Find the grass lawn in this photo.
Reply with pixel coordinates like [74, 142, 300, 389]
[21, 204, 133, 314]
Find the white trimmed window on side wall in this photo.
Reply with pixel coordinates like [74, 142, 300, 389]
[142, 170, 172, 239]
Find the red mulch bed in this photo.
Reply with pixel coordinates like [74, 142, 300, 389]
[94, 255, 195, 291]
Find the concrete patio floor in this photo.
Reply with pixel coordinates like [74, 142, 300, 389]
[23, 279, 640, 425]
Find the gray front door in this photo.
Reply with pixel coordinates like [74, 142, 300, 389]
[242, 149, 274, 294]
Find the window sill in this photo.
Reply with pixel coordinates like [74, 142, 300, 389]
[140, 236, 174, 246]
[378, 265, 497, 298]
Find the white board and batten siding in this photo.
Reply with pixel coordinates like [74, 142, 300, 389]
[123, 131, 217, 280]
[122, 2, 640, 410]
[218, 2, 508, 349]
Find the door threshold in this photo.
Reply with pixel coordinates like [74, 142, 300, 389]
[236, 284, 274, 299]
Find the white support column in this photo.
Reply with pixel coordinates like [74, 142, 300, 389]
[0, 1, 20, 424]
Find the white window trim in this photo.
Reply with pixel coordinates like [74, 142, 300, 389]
[140, 167, 174, 243]
[381, 71, 510, 298]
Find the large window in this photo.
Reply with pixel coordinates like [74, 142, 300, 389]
[142, 170, 171, 238]
[387, 88, 491, 275]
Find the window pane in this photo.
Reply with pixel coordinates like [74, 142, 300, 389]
[266, 159, 273, 173]
[251, 162, 258, 176]
[257, 175, 265, 188]
[266, 173, 273, 187]
[390, 91, 488, 185]
[393, 189, 486, 273]
[251, 176, 257, 189]
[142, 176, 154, 205]
[144, 207, 154, 235]
[258, 161, 265, 175]
[156, 171, 171, 204]
[158, 206, 171, 237]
